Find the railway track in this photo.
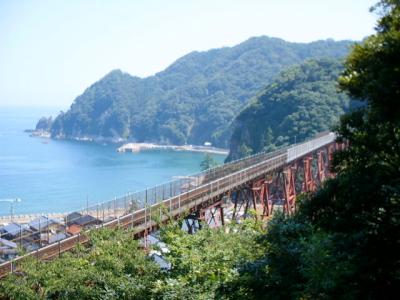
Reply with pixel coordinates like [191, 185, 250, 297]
[0, 132, 336, 278]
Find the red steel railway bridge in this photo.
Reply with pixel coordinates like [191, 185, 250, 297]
[0, 132, 344, 277]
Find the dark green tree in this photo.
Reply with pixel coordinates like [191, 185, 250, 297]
[222, 1, 400, 298]
[299, 0, 400, 297]
[200, 153, 219, 170]
[35, 116, 52, 131]
[238, 144, 253, 158]
[226, 58, 354, 161]
[48, 38, 353, 147]
[261, 126, 276, 152]
[0, 228, 161, 299]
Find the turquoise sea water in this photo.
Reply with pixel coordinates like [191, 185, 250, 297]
[0, 106, 226, 216]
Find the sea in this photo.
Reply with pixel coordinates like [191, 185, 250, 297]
[0, 106, 226, 216]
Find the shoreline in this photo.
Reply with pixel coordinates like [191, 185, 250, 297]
[117, 143, 229, 155]
[26, 130, 229, 155]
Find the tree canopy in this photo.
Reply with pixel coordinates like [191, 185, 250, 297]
[200, 154, 219, 171]
[3, 2, 397, 298]
[300, 0, 400, 295]
[223, 1, 400, 298]
[0, 220, 265, 300]
[48, 37, 353, 147]
[226, 58, 356, 161]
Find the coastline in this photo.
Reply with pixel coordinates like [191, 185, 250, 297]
[26, 130, 229, 155]
[117, 143, 229, 155]
[24, 129, 51, 138]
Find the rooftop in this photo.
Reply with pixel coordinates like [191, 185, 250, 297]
[67, 224, 82, 235]
[0, 223, 21, 236]
[0, 238, 17, 249]
[29, 216, 61, 231]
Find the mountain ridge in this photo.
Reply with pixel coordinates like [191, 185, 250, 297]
[47, 36, 355, 147]
[226, 58, 355, 161]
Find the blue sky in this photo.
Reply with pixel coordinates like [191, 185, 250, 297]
[0, 0, 377, 107]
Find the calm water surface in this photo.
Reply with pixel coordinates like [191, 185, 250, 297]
[0, 106, 225, 216]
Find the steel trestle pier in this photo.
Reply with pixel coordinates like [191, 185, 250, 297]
[0, 132, 344, 277]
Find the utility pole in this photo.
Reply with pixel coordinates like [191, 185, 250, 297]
[0, 198, 22, 222]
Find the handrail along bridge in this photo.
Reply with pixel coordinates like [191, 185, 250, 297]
[0, 132, 344, 277]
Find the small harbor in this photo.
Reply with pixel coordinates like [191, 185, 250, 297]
[117, 142, 229, 155]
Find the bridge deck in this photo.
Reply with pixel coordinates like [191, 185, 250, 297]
[0, 132, 336, 277]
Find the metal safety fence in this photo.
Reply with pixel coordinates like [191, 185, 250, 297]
[0, 132, 336, 272]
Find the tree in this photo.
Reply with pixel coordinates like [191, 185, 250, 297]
[238, 144, 253, 158]
[222, 2, 400, 298]
[155, 219, 264, 299]
[261, 126, 276, 152]
[299, 0, 400, 297]
[0, 228, 161, 299]
[35, 116, 52, 131]
[48, 38, 352, 147]
[226, 58, 354, 161]
[200, 153, 219, 170]
[219, 213, 351, 299]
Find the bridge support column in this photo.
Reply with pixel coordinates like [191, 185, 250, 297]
[231, 187, 256, 221]
[303, 155, 315, 193]
[262, 178, 273, 217]
[327, 144, 335, 178]
[317, 150, 326, 183]
[182, 198, 225, 233]
[283, 166, 297, 214]
[200, 200, 225, 228]
[183, 211, 202, 234]
[336, 141, 347, 151]
[251, 177, 274, 218]
[231, 190, 241, 220]
[251, 180, 264, 220]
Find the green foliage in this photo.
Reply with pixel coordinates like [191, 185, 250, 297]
[5, 6, 399, 297]
[200, 153, 219, 170]
[0, 228, 161, 299]
[0, 220, 265, 299]
[49, 37, 353, 147]
[155, 220, 265, 299]
[298, 1, 400, 296]
[221, 214, 358, 299]
[223, 2, 400, 298]
[227, 58, 354, 161]
[238, 143, 253, 158]
[35, 116, 53, 131]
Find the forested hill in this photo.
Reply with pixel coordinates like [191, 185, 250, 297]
[226, 58, 355, 161]
[49, 36, 354, 147]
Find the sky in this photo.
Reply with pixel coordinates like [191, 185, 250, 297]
[0, 0, 378, 107]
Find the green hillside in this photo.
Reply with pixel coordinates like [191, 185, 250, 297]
[4, 1, 397, 299]
[226, 58, 355, 161]
[49, 37, 353, 147]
